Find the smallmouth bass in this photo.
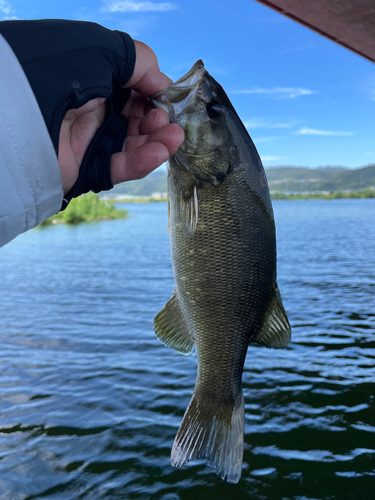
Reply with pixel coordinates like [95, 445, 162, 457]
[151, 61, 291, 483]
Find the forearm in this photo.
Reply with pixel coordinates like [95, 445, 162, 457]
[0, 34, 63, 247]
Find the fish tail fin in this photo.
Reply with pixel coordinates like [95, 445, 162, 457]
[171, 390, 244, 483]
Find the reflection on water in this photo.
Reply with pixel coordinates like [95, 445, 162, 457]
[0, 200, 374, 499]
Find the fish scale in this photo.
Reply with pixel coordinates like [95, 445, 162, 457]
[152, 60, 291, 483]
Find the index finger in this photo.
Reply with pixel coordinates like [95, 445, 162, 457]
[124, 40, 172, 97]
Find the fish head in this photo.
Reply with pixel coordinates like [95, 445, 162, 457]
[151, 60, 248, 186]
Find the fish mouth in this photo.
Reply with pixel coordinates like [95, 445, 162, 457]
[173, 60, 205, 86]
[150, 60, 206, 118]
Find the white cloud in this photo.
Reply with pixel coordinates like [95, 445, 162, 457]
[0, 0, 15, 18]
[261, 156, 284, 162]
[252, 136, 276, 143]
[231, 87, 318, 99]
[296, 127, 353, 136]
[0, 0, 11, 14]
[103, 1, 176, 12]
[244, 119, 294, 130]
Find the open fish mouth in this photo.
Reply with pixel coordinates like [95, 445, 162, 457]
[173, 60, 205, 86]
[150, 60, 206, 120]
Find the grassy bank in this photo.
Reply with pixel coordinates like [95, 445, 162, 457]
[271, 189, 375, 200]
[40, 193, 128, 226]
[112, 190, 375, 203]
[115, 197, 168, 203]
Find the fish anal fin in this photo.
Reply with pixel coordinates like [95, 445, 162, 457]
[180, 185, 198, 238]
[251, 284, 291, 349]
[153, 290, 194, 355]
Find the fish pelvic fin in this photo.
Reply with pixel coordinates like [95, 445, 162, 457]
[251, 283, 291, 349]
[171, 390, 244, 484]
[153, 290, 195, 355]
[180, 185, 198, 238]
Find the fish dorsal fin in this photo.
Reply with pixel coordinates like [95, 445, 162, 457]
[251, 284, 291, 349]
[180, 185, 198, 238]
[153, 290, 195, 355]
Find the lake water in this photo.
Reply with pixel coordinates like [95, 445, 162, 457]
[0, 199, 374, 500]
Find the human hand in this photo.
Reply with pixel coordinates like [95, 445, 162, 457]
[59, 40, 184, 195]
[0, 20, 183, 205]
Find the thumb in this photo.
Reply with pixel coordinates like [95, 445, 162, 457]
[124, 40, 172, 96]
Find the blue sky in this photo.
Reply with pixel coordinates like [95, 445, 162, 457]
[1, 0, 374, 168]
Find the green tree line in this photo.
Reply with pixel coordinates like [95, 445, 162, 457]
[271, 189, 375, 200]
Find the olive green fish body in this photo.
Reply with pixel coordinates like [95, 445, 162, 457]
[169, 155, 276, 386]
[152, 61, 291, 483]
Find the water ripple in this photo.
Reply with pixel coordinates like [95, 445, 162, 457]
[0, 200, 374, 499]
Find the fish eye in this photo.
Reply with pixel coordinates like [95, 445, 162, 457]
[206, 100, 223, 119]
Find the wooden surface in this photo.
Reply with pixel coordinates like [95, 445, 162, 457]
[255, 0, 375, 63]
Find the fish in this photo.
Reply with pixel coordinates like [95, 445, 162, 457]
[151, 61, 291, 483]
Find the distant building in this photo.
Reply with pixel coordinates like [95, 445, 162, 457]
[151, 193, 168, 199]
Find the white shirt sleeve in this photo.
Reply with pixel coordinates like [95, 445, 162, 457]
[0, 34, 64, 248]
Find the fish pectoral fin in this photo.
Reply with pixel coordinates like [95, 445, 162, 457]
[251, 284, 291, 349]
[180, 186, 198, 238]
[153, 290, 195, 355]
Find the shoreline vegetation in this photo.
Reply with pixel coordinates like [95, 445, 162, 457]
[115, 197, 168, 203]
[38, 188, 375, 227]
[39, 193, 128, 226]
[113, 188, 375, 204]
[271, 189, 375, 200]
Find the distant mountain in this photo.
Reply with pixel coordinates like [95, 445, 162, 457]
[266, 165, 375, 192]
[109, 169, 167, 196]
[266, 166, 347, 182]
[105, 164, 375, 197]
